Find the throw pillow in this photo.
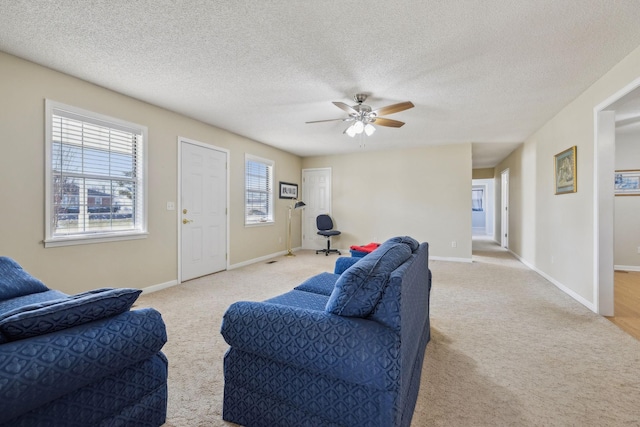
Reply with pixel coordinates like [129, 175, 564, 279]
[0, 287, 142, 340]
[0, 257, 49, 301]
[326, 242, 412, 317]
[386, 236, 420, 252]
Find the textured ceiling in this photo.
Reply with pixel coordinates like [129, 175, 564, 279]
[2, 1, 640, 167]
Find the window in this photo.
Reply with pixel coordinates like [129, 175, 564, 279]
[245, 154, 274, 225]
[45, 100, 147, 247]
[472, 187, 484, 212]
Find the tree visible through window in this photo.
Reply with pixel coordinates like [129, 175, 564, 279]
[245, 154, 274, 224]
[45, 100, 147, 247]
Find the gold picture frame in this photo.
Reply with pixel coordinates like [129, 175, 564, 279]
[554, 146, 577, 195]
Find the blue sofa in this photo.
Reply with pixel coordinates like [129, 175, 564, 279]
[0, 257, 168, 427]
[221, 236, 431, 427]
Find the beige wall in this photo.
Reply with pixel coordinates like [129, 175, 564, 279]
[472, 168, 495, 180]
[496, 43, 640, 307]
[302, 143, 473, 261]
[614, 132, 640, 268]
[0, 52, 301, 294]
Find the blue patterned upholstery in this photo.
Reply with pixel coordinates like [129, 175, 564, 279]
[0, 258, 168, 426]
[293, 272, 340, 296]
[0, 287, 142, 340]
[0, 257, 48, 301]
[221, 237, 431, 427]
[325, 240, 413, 317]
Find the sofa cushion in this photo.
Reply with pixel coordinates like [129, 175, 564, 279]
[386, 236, 420, 252]
[265, 290, 330, 311]
[0, 257, 49, 301]
[0, 287, 141, 340]
[293, 272, 339, 296]
[325, 240, 412, 317]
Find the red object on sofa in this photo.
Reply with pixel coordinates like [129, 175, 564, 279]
[349, 242, 381, 253]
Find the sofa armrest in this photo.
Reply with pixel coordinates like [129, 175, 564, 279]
[0, 308, 167, 424]
[221, 301, 399, 390]
[334, 256, 360, 275]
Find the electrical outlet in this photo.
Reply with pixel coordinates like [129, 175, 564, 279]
[166, 202, 175, 211]
[451, 241, 457, 248]
[637, 246, 640, 254]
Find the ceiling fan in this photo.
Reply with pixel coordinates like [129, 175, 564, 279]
[306, 94, 414, 137]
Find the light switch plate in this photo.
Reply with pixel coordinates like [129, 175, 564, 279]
[167, 202, 175, 211]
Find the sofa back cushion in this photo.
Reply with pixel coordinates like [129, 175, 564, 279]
[369, 242, 430, 332]
[0, 287, 141, 341]
[325, 239, 414, 317]
[0, 257, 49, 301]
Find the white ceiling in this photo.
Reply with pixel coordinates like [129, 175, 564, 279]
[2, 1, 640, 167]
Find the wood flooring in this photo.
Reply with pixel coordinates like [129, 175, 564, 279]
[606, 270, 640, 341]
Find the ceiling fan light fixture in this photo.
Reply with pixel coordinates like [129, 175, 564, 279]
[352, 120, 364, 134]
[345, 124, 357, 137]
[364, 123, 375, 136]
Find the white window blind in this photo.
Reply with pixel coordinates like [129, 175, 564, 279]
[45, 100, 147, 247]
[245, 154, 274, 225]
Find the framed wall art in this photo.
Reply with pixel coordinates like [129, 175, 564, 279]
[614, 170, 640, 196]
[279, 181, 298, 199]
[554, 146, 577, 195]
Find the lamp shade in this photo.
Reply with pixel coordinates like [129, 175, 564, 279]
[364, 123, 375, 136]
[294, 200, 306, 209]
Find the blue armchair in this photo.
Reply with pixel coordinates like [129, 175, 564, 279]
[0, 257, 168, 427]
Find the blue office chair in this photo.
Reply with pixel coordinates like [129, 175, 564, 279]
[316, 214, 341, 256]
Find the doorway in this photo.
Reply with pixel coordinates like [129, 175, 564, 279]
[301, 168, 332, 250]
[178, 137, 229, 282]
[595, 76, 640, 315]
[501, 169, 510, 249]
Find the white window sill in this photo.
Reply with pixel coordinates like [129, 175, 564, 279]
[244, 221, 274, 228]
[44, 231, 149, 248]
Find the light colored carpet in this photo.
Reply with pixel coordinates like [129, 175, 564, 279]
[136, 240, 640, 426]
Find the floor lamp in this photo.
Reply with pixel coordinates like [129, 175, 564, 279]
[285, 200, 306, 256]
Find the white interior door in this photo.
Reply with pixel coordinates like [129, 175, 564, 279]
[302, 168, 332, 250]
[501, 169, 510, 248]
[180, 138, 228, 281]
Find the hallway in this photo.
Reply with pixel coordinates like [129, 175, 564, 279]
[607, 270, 640, 340]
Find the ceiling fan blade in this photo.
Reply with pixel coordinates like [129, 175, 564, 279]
[373, 117, 405, 128]
[333, 101, 358, 115]
[372, 101, 414, 116]
[306, 118, 348, 124]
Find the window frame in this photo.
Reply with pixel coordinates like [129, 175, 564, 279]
[244, 153, 275, 226]
[44, 100, 148, 247]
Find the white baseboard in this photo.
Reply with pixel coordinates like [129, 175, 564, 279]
[430, 255, 473, 263]
[141, 279, 178, 294]
[615, 265, 640, 272]
[508, 250, 597, 313]
[229, 247, 303, 270]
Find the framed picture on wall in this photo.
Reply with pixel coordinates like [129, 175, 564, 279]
[554, 146, 577, 195]
[615, 170, 640, 196]
[279, 182, 298, 199]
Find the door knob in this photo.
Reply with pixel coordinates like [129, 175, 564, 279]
[183, 209, 188, 214]
[183, 219, 193, 224]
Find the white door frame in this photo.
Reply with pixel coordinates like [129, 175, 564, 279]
[501, 168, 510, 248]
[593, 75, 640, 315]
[177, 137, 230, 283]
[301, 167, 332, 250]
